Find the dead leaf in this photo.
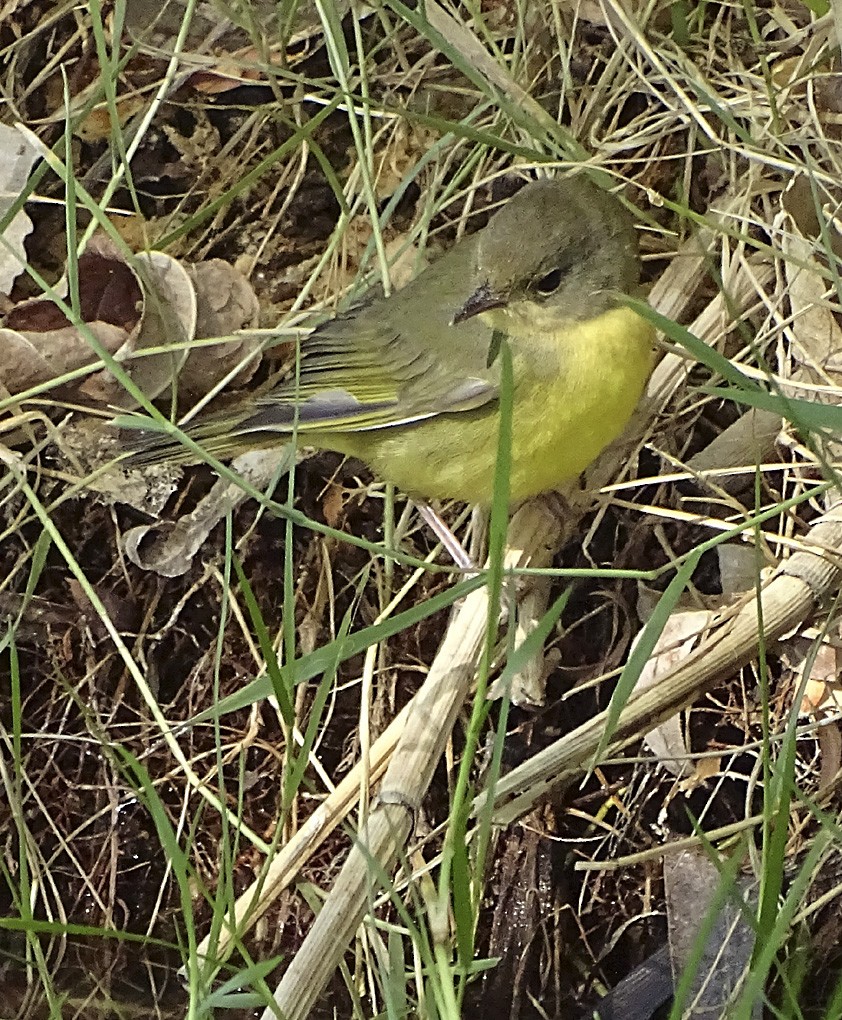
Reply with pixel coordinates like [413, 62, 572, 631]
[322, 483, 348, 529]
[664, 849, 761, 1019]
[123, 447, 293, 575]
[691, 755, 722, 783]
[2, 235, 197, 407]
[636, 607, 716, 777]
[797, 639, 841, 714]
[178, 260, 262, 397]
[1, 232, 261, 412]
[0, 322, 128, 394]
[0, 123, 41, 297]
[94, 247, 197, 408]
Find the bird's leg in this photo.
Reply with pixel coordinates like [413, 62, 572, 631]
[415, 501, 476, 571]
[418, 495, 567, 706]
[494, 569, 556, 705]
[467, 505, 489, 567]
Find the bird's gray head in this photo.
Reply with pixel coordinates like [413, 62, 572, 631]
[452, 176, 641, 334]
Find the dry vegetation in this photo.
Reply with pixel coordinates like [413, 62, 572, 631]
[2, 0, 842, 1017]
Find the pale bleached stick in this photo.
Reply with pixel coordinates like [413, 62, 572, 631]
[484, 506, 842, 826]
[263, 500, 562, 1020]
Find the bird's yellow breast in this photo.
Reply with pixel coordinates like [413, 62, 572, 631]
[329, 306, 654, 503]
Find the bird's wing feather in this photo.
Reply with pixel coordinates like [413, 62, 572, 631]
[240, 237, 501, 436]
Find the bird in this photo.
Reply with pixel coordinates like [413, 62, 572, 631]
[123, 175, 654, 504]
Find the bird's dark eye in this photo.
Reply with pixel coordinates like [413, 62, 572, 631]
[534, 267, 565, 295]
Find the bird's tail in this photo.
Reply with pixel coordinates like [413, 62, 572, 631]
[116, 405, 286, 467]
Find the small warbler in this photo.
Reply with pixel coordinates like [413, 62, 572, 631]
[126, 175, 654, 502]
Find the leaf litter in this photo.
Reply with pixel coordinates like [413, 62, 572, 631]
[3, 0, 842, 1017]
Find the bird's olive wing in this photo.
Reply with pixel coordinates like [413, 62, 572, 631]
[246, 241, 501, 435]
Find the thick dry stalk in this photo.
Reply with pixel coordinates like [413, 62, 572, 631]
[263, 500, 563, 1020]
[485, 507, 842, 825]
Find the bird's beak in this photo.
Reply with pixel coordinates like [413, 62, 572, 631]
[451, 282, 508, 325]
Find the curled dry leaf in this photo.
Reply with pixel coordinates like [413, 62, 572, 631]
[95, 247, 197, 408]
[73, 91, 149, 143]
[123, 447, 292, 576]
[0, 321, 129, 394]
[2, 234, 261, 409]
[0, 123, 41, 297]
[77, 0, 358, 103]
[10, 235, 261, 518]
[2, 237, 141, 395]
[636, 605, 716, 778]
[179, 260, 261, 398]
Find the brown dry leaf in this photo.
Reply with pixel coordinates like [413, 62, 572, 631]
[796, 638, 842, 714]
[74, 92, 150, 143]
[771, 54, 805, 89]
[188, 44, 296, 94]
[80, 247, 196, 406]
[2, 237, 141, 395]
[322, 483, 348, 530]
[7, 240, 140, 333]
[814, 73, 842, 115]
[2, 232, 260, 410]
[180, 3, 355, 93]
[0, 322, 128, 394]
[327, 220, 425, 304]
[42, 46, 164, 142]
[559, 0, 608, 26]
[122, 253, 259, 407]
[178, 260, 262, 398]
[636, 607, 716, 777]
[690, 755, 722, 783]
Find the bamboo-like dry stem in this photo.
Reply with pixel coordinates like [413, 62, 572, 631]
[263, 501, 562, 1020]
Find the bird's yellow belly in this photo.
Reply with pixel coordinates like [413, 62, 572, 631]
[329, 307, 654, 504]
